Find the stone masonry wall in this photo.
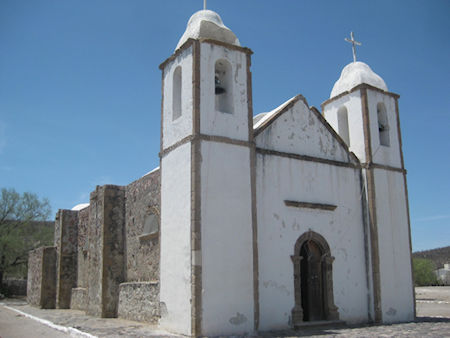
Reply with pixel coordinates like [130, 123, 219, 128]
[3, 278, 27, 296]
[87, 187, 104, 317]
[71, 287, 87, 311]
[102, 185, 126, 317]
[27, 246, 56, 309]
[125, 170, 160, 282]
[87, 185, 126, 318]
[55, 209, 78, 309]
[76, 206, 89, 289]
[118, 282, 159, 323]
[27, 248, 43, 306]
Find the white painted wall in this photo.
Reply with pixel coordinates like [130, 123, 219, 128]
[255, 102, 369, 329]
[366, 90, 402, 168]
[256, 154, 369, 330]
[199, 43, 249, 141]
[324, 89, 403, 169]
[162, 47, 193, 150]
[159, 143, 192, 335]
[256, 99, 350, 162]
[374, 169, 414, 323]
[323, 91, 366, 163]
[200, 140, 254, 335]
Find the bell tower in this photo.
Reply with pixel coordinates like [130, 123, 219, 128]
[322, 56, 415, 324]
[158, 9, 256, 336]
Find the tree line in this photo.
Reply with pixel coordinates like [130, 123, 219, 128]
[0, 188, 53, 295]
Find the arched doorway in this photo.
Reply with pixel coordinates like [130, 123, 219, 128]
[291, 231, 339, 325]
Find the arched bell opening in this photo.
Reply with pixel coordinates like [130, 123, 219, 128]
[291, 231, 339, 326]
[172, 66, 182, 120]
[377, 102, 390, 146]
[214, 59, 234, 114]
[337, 106, 350, 146]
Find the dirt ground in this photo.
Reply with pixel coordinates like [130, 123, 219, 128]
[0, 287, 449, 337]
[415, 286, 450, 318]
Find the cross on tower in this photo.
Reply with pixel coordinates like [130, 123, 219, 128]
[345, 32, 362, 63]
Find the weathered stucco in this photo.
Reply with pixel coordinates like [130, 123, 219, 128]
[256, 98, 350, 163]
[366, 90, 402, 168]
[200, 141, 254, 335]
[162, 46, 194, 150]
[256, 154, 369, 329]
[199, 42, 249, 141]
[323, 90, 366, 162]
[160, 143, 192, 335]
[375, 169, 414, 322]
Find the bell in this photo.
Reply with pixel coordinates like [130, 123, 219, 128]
[378, 122, 388, 132]
[215, 76, 226, 95]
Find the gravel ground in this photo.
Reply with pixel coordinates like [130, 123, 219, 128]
[0, 287, 449, 337]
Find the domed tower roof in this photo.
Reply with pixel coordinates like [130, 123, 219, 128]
[176, 9, 240, 51]
[330, 61, 388, 98]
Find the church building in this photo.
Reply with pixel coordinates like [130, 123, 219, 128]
[27, 8, 415, 337]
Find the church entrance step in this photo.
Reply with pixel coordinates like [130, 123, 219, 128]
[294, 319, 346, 330]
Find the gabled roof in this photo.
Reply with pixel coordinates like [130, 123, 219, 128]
[253, 94, 359, 165]
[253, 95, 303, 136]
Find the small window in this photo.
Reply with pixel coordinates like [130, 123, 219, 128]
[143, 213, 158, 235]
[173, 66, 182, 120]
[214, 59, 233, 114]
[377, 102, 390, 146]
[139, 206, 159, 242]
[337, 106, 350, 146]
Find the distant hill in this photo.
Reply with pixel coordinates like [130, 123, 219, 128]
[413, 246, 450, 269]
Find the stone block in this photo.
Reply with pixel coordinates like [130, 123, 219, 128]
[118, 282, 159, 323]
[125, 171, 160, 283]
[27, 246, 57, 309]
[71, 287, 88, 311]
[3, 278, 27, 296]
[76, 206, 90, 289]
[87, 185, 126, 318]
[55, 209, 79, 309]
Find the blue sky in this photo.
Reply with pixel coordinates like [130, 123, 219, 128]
[0, 0, 448, 251]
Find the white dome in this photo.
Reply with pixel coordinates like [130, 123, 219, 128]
[176, 10, 240, 51]
[71, 203, 89, 211]
[330, 61, 388, 98]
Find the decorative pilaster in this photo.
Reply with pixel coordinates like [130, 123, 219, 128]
[322, 255, 339, 320]
[291, 255, 304, 325]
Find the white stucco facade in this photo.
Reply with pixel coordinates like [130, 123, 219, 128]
[366, 90, 402, 168]
[323, 91, 366, 161]
[199, 43, 249, 141]
[200, 141, 254, 335]
[158, 9, 414, 337]
[375, 169, 414, 322]
[159, 143, 192, 335]
[161, 47, 194, 150]
[255, 99, 369, 329]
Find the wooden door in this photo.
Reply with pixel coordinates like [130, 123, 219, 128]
[300, 241, 325, 321]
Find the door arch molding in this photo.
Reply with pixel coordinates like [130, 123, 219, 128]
[291, 230, 339, 325]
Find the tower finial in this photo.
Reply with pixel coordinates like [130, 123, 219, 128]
[345, 32, 362, 63]
[203, 0, 207, 10]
